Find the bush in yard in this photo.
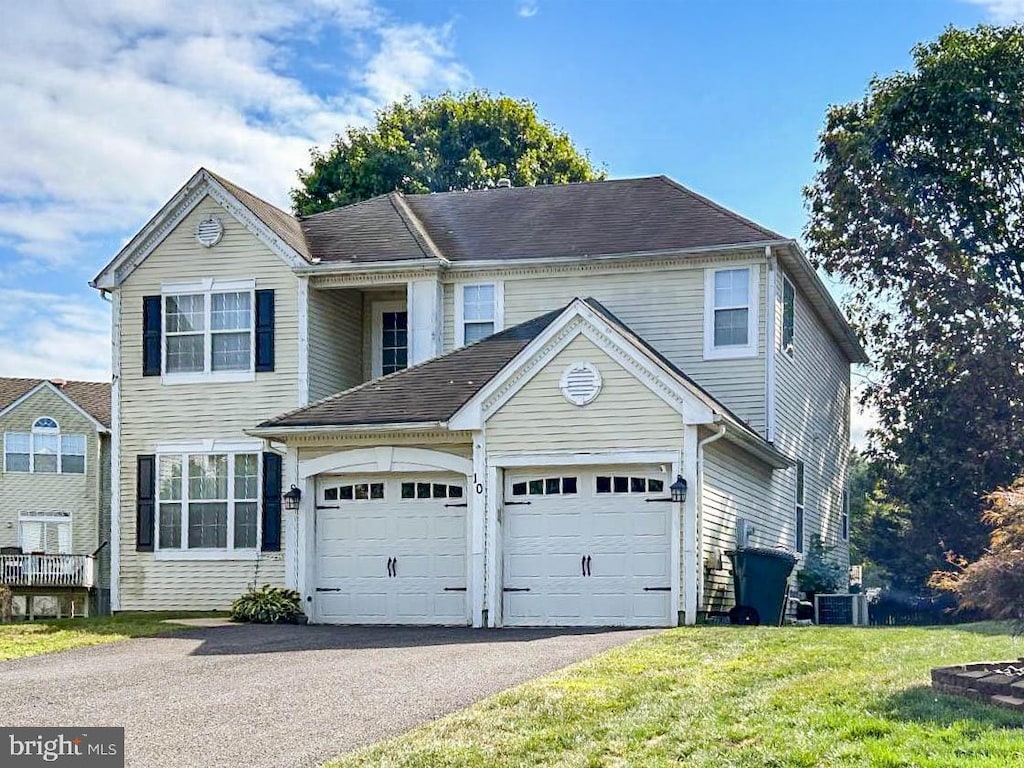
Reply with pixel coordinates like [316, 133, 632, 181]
[930, 477, 1024, 631]
[230, 585, 303, 624]
[797, 536, 846, 596]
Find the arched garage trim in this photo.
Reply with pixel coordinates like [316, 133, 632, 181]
[299, 446, 472, 479]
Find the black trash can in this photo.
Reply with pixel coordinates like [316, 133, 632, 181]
[725, 547, 798, 626]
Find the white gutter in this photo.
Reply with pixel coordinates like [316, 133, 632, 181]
[246, 421, 451, 439]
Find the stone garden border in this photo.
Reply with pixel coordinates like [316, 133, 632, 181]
[931, 660, 1024, 711]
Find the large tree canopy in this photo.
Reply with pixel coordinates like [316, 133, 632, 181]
[292, 91, 604, 215]
[804, 25, 1024, 588]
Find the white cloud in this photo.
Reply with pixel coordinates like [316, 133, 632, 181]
[517, 2, 539, 18]
[0, 0, 471, 266]
[0, 290, 111, 381]
[964, 0, 1024, 21]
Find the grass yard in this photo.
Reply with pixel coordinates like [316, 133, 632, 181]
[331, 624, 1023, 768]
[0, 612, 224, 661]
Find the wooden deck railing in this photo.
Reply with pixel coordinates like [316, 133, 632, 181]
[0, 554, 94, 589]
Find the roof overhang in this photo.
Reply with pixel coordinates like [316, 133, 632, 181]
[91, 168, 309, 291]
[246, 421, 450, 441]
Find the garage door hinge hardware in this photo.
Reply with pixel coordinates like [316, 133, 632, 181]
[444, 587, 468, 592]
[644, 587, 672, 592]
[645, 497, 673, 503]
[504, 501, 532, 506]
[503, 587, 531, 592]
[316, 505, 341, 510]
[444, 502, 468, 508]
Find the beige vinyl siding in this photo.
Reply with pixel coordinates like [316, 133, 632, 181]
[307, 287, 363, 402]
[771, 265, 851, 571]
[487, 333, 683, 456]
[444, 257, 767, 434]
[0, 387, 103, 558]
[699, 435, 779, 612]
[117, 195, 297, 610]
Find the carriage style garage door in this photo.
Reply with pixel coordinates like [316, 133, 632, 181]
[315, 474, 468, 624]
[503, 466, 674, 627]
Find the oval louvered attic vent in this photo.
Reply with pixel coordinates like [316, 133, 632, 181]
[559, 362, 602, 406]
[195, 215, 224, 247]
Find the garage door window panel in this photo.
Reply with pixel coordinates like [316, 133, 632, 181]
[511, 477, 578, 496]
[400, 482, 462, 499]
[596, 476, 665, 494]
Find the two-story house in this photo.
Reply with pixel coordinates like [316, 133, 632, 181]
[0, 377, 112, 616]
[91, 169, 866, 627]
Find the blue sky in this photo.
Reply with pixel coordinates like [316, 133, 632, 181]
[0, 0, 1018, 439]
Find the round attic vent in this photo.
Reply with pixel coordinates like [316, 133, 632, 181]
[560, 362, 602, 406]
[195, 215, 224, 247]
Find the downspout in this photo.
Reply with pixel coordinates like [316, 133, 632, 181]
[695, 421, 727, 615]
[764, 246, 778, 443]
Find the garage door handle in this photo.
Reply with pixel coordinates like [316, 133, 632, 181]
[444, 587, 467, 592]
[444, 502, 468, 508]
[504, 501, 532, 506]
[387, 557, 396, 577]
[644, 587, 672, 592]
[315, 587, 342, 593]
[503, 587, 530, 592]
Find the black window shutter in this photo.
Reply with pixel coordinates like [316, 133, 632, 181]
[255, 289, 275, 372]
[262, 452, 282, 551]
[137, 455, 156, 552]
[142, 296, 162, 376]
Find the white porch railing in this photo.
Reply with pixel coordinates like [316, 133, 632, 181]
[0, 554, 94, 588]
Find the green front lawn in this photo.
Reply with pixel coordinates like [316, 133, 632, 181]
[331, 624, 1023, 768]
[0, 613, 224, 661]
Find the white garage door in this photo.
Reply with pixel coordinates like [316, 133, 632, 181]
[503, 466, 673, 627]
[315, 474, 467, 624]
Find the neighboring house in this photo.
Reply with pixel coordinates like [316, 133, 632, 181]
[90, 168, 866, 626]
[0, 378, 112, 615]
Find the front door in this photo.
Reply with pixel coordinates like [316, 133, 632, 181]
[372, 302, 408, 377]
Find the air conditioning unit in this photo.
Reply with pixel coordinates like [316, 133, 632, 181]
[814, 593, 869, 626]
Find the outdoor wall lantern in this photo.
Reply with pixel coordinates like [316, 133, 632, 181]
[283, 484, 302, 511]
[670, 475, 688, 503]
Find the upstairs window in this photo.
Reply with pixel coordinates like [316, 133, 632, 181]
[704, 266, 758, 359]
[782, 277, 795, 353]
[4, 418, 86, 474]
[165, 289, 253, 375]
[456, 283, 503, 347]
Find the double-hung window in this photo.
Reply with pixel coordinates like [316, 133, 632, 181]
[157, 451, 259, 553]
[704, 266, 758, 359]
[163, 280, 254, 380]
[456, 283, 503, 347]
[3, 418, 86, 474]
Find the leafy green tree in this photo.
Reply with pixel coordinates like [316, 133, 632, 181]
[804, 25, 1024, 588]
[292, 91, 604, 215]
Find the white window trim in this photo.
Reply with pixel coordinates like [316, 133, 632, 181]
[454, 281, 504, 348]
[154, 449, 262, 561]
[370, 300, 408, 379]
[18, 513, 73, 554]
[161, 278, 257, 385]
[795, 459, 805, 554]
[3, 427, 88, 475]
[703, 265, 759, 360]
[781, 275, 796, 357]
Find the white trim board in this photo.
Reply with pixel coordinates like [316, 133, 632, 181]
[299, 446, 473, 479]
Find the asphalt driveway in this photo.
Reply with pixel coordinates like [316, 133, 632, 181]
[0, 623, 652, 767]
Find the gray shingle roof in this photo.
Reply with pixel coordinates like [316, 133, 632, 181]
[207, 170, 312, 261]
[297, 176, 782, 264]
[0, 378, 111, 429]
